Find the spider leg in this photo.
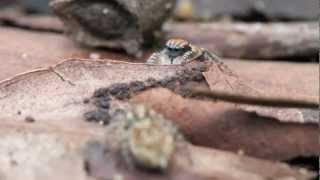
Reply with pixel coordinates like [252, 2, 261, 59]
[181, 50, 194, 64]
[146, 51, 161, 64]
[202, 48, 222, 63]
[203, 49, 236, 76]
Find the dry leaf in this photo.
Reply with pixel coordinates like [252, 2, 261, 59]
[0, 59, 205, 180]
[0, 27, 135, 81]
[0, 59, 203, 121]
[0, 59, 313, 180]
[84, 134, 314, 180]
[203, 60, 319, 123]
[132, 88, 319, 160]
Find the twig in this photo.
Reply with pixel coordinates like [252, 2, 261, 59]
[190, 87, 319, 109]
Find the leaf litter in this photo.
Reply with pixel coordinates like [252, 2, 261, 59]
[0, 56, 317, 179]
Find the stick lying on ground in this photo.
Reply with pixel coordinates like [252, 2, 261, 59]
[189, 86, 319, 109]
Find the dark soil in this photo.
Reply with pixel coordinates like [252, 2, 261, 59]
[84, 63, 209, 125]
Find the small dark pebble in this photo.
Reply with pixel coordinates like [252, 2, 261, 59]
[166, 81, 177, 91]
[179, 85, 191, 97]
[92, 83, 130, 100]
[113, 84, 131, 99]
[95, 97, 111, 109]
[177, 76, 188, 85]
[145, 78, 158, 88]
[84, 109, 111, 125]
[176, 68, 205, 84]
[93, 88, 109, 98]
[129, 81, 146, 93]
[114, 91, 131, 100]
[108, 83, 129, 95]
[159, 77, 177, 91]
[85, 65, 209, 125]
[83, 98, 90, 104]
[17, 111, 22, 115]
[10, 160, 18, 166]
[159, 78, 170, 86]
[25, 116, 35, 123]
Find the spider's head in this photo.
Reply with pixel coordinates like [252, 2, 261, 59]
[165, 39, 191, 60]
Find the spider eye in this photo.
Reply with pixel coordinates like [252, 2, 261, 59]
[166, 46, 183, 52]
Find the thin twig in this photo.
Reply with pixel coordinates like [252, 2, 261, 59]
[190, 87, 319, 109]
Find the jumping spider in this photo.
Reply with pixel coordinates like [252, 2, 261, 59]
[105, 105, 186, 172]
[146, 38, 222, 65]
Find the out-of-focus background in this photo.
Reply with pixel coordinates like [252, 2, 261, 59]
[0, 1, 318, 180]
[0, 0, 317, 21]
[1, 0, 317, 61]
[0, 0, 51, 14]
[175, 0, 317, 21]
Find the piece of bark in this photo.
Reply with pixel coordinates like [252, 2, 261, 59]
[132, 88, 319, 160]
[51, 0, 176, 56]
[168, 22, 318, 60]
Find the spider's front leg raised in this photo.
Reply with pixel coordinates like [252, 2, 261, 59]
[146, 51, 162, 64]
[202, 49, 222, 63]
[203, 49, 236, 76]
[180, 50, 194, 64]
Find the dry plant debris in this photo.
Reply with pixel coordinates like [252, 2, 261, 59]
[132, 88, 319, 161]
[0, 56, 317, 179]
[203, 60, 319, 123]
[83, 104, 315, 180]
[0, 59, 208, 122]
[0, 27, 138, 81]
[0, 12, 318, 180]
